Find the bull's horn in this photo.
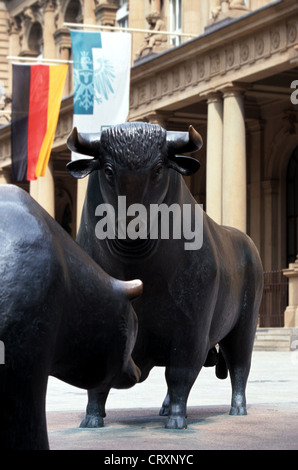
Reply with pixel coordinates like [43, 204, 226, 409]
[120, 279, 143, 301]
[67, 127, 103, 157]
[166, 125, 203, 154]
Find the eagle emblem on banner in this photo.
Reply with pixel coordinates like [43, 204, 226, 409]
[73, 51, 115, 114]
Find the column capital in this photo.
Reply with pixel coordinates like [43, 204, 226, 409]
[219, 82, 250, 98]
[143, 111, 171, 128]
[201, 90, 223, 104]
[246, 118, 264, 134]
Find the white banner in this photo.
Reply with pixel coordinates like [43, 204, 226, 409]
[70, 30, 131, 158]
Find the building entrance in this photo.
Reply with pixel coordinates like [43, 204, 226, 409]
[287, 147, 298, 265]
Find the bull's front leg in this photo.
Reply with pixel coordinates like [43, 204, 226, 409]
[80, 389, 109, 428]
[163, 365, 199, 429]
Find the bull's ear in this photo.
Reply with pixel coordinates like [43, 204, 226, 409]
[167, 154, 200, 176]
[166, 125, 202, 175]
[66, 158, 100, 179]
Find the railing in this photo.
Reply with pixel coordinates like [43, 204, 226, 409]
[259, 270, 288, 327]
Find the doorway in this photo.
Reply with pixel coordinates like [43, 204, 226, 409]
[286, 147, 298, 265]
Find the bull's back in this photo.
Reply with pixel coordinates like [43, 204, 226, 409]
[0, 186, 61, 325]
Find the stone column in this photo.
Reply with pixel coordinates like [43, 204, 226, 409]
[0, 167, 11, 184]
[82, 0, 95, 25]
[283, 256, 298, 328]
[262, 179, 279, 271]
[8, 17, 21, 98]
[206, 92, 223, 224]
[247, 119, 263, 253]
[43, 0, 56, 59]
[30, 162, 55, 217]
[222, 85, 247, 232]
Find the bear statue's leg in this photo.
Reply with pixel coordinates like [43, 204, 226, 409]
[0, 370, 49, 450]
[80, 389, 110, 428]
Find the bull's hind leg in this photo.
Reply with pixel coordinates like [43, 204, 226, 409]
[80, 389, 109, 428]
[220, 304, 259, 416]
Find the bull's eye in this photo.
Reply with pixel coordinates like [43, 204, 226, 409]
[152, 163, 164, 180]
[104, 165, 114, 179]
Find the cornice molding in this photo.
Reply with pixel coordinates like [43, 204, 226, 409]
[129, 0, 298, 120]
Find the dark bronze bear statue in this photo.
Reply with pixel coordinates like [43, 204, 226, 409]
[0, 185, 142, 450]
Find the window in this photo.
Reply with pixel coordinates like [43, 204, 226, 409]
[169, 0, 181, 47]
[28, 22, 43, 56]
[117, 1, 129, 29]
[64, 0, 82, 23]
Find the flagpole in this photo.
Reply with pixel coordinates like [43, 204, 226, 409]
[7, 56, 72, 64]
[63, 22, 197, 38]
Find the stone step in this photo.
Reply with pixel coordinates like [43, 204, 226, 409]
[254, 328, 298, 351]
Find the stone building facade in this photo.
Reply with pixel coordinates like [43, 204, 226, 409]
[0, 1, 297, 282]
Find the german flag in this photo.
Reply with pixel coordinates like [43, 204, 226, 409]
[11, 63, 68, 182]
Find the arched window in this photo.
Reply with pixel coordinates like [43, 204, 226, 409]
[287, 147, 298, 265]
[64, 0, 82, 23]
[28, 22, 43, 55]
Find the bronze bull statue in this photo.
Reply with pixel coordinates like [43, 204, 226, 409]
[67, 122, 263, 430]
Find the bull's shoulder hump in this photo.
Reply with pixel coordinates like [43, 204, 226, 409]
[0, 185, 53, 248]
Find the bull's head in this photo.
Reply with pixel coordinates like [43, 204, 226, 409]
[67, 122, 202, 178]
[66, 122, 203, 239]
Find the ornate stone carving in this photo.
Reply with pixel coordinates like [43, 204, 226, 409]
[255, 37, 264, 57]
[211, 0, 250, 23]
[137, 11, 168, 59]
[271, 31, 280, 51]
[288, 23, 297, 44]
[240, 43, 250, 63]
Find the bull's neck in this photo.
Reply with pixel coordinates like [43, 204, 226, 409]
[105, 173, 185, 260]
[105, 236, 158, 261]
[78, 171, 187, 261]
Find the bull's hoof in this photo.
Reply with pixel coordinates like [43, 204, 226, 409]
[159, 405, 169, 416]
[165, 416, 187, 430]
[80, 414, 104, 428]
[229, 406, 247, 416]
